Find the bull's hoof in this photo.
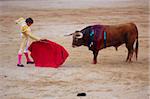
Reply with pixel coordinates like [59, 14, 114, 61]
[125, 59, 133, 63]
[92, 61, 97, 64]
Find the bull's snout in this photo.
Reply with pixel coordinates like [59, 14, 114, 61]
[72, 45, 76, 48]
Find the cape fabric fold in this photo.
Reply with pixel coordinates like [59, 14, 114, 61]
[28, 40, 69, 68]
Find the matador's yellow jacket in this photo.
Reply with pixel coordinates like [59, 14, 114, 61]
[15, 17, 40, 54]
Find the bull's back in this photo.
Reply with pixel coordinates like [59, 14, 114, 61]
[103, 23, 138, 47]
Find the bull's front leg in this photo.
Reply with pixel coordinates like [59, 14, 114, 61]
[92, 50, 99, 64]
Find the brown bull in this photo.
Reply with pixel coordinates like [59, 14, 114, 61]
[66, 23, 138, 64]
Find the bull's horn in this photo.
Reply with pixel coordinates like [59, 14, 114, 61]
[64, 33, 74, 36]
[76, 32, 83, 38]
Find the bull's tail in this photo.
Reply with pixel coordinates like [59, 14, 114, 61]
[135, 38, 138, 60]
[133, 24, 139, 60]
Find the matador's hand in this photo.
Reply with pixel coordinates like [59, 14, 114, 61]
[39, 39, 48, 43]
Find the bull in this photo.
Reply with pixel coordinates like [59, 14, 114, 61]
[66, 23, 138, 64]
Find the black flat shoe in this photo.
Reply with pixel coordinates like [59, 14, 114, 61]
[17, 64, 24, 67]
[27, 61, 34, 64]
[77, 93, 86, 96]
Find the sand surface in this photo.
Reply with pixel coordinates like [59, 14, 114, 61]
[0, 0, 149, 99]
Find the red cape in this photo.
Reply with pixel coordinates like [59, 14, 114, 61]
[28, 40, 69, 68]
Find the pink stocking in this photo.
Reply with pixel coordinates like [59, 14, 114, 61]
[24, 52, 31, 62]
[17, 54, 22, 64]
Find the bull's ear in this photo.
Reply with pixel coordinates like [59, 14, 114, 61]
[75, 30, 80, 32]
[64, 33, 74, 36]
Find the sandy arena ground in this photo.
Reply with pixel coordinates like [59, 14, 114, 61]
[0, 0, 149, 99]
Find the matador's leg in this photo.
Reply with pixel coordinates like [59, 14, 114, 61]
[24, 39, 34, 64]
[17, 35, 28, 67]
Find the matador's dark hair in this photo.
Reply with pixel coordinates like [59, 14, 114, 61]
[25, 17, 34, 24]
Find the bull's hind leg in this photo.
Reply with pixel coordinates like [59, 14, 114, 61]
[126, 42, 134, 62]
[126, 48, 134, 62]
[129, 49, 134, 62]
[126, 51, 130, 62]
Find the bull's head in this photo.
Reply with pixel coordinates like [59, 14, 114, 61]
[65, 31, 84, 48]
